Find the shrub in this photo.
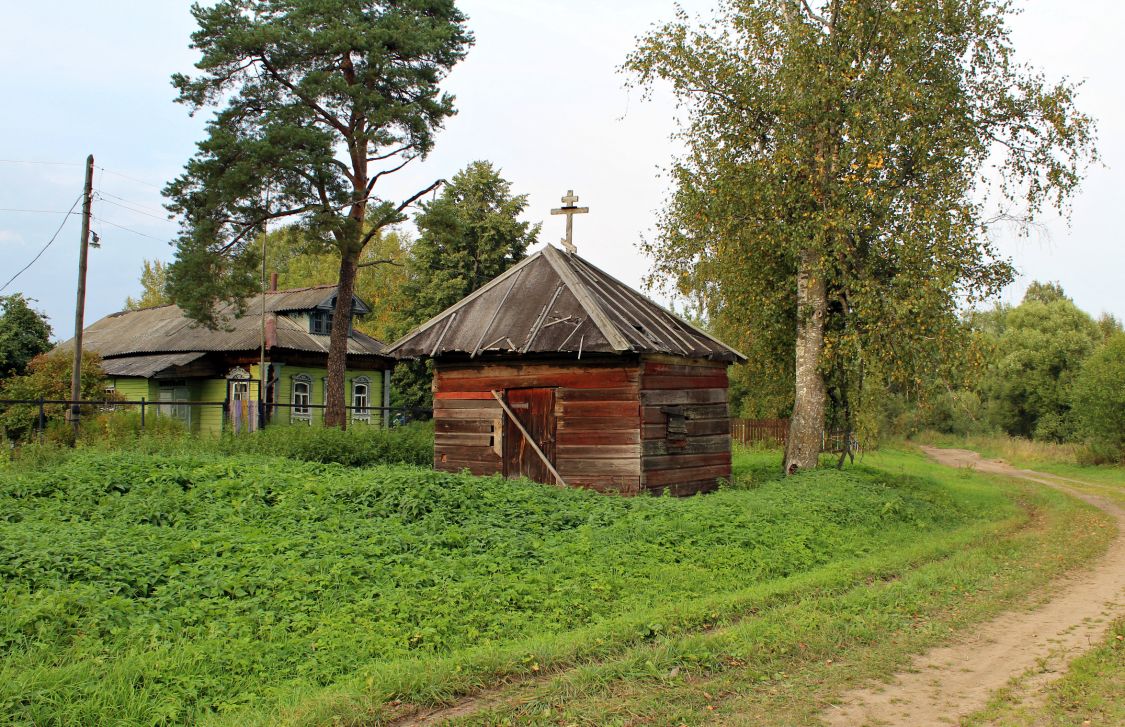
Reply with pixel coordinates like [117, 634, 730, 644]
[217, 420, 433, 467]
[88, 410, 189, 447]
[0, 350, 108, 443]
[1072, 334, 1125, 463]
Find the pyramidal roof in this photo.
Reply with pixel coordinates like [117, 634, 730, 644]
[386, 245, 745, 362]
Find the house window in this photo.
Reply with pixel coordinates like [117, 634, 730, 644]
[310, 310, 333, 335]
[159, 380, 192, 427]
[352, 377, 370, 421]
[292, 375, 312, 422]
[231, 380, 250, 402]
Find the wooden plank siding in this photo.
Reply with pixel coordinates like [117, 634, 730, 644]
[638, 356, 732, 494]
[431, 356, 733, 496]
[433, 395, 504, 475]
[433, 359, 642, 493]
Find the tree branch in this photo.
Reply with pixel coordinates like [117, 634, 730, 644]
[365, 156, 416, 196]
[327, 158, 356, 185]
[357, 258, 403, 268]
[368, 144, 414, 162]
[257, 55, 349, 135]
[213, 202, 326, 253]
[359, 178, 445, 247]
[800, 0, 831, 28]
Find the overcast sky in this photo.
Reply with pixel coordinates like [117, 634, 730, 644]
[1, 0, 1121, 341]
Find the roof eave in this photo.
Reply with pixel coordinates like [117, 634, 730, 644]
[383, 251, 547, 355]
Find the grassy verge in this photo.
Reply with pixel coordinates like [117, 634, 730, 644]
[5, 420, 436, 471]
[373, 448, 1111, 727]
[234, 448, 1110, 726]
[1, 443, 1112, 726]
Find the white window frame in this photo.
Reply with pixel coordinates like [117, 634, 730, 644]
[231, 380, 250, 402]
[351, 377, 371, 422]
[292, 375, 312, 423]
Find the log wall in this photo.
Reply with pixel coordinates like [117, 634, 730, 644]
[639, 355, 732, 495]
[433, 360, 643, 493]
[433, 355, 732, 496]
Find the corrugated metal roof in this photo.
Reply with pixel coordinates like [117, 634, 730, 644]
[386, 245, 746, 362]
[61, 286, 386, 358]
[101, 352, 208, 378]
[248, 284, 371, 315]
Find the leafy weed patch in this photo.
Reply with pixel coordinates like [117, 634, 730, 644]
[1, 448, 994, 724]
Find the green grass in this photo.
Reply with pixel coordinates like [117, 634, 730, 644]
[1, 444, 1008, 726]
[362, 448, 1112, 727]
[0, 443, 1112, 726]
[6, 420, 436, 471]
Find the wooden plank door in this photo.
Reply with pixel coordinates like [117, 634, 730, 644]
[503, 387, 557, 483]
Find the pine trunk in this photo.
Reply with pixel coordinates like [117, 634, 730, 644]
[784, 246, 828, 474]
[324, 252, 358, 429]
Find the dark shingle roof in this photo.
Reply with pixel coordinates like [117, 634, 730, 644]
[386, 245, 746, 362]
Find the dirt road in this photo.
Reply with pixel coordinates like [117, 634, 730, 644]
[822, 447, 1125, 727]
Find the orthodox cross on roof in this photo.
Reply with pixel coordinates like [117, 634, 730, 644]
[550, 189, 589, 254]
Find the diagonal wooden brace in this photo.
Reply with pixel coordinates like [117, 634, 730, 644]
[491, 390, 567, 487]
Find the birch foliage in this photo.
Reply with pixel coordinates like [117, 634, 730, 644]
[625, 0, 1097, 460]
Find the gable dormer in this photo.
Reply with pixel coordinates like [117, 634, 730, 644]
[307, 294, 370, 336]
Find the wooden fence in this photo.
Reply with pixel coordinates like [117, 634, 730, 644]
[731, 418, 860, 454]
[731, 418, 790, 447]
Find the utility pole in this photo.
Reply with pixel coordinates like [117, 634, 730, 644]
[69, 154, 95, 439]
[258, 204, 268, 431]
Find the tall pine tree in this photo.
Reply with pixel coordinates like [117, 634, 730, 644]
[165, 0, 472, 427]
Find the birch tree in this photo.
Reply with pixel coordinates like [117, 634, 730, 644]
[626, 0, 1097, 472]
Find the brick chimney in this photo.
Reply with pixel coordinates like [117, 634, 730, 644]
[269, 272, 278, 291]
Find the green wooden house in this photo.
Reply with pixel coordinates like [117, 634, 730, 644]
[67, 284, 392, 435]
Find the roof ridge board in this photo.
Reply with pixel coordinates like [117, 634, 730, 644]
[106, 302, 180, 318]
[384, 250, 548, 354]
[568, 253, 747, 362]
[568, 259, 695, 355]
[265, 283, 337, 294]
[541, 245, 633, 352]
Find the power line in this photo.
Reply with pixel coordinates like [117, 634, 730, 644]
[96, 189, 169, 217]
[95, 195, 175, 223]
[0, 193, 84, 293]
[0, 159, 82, 167]
[97, 166, 163, 189]
[92, 215, 172, 243]
[0, 158, 165, 189]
